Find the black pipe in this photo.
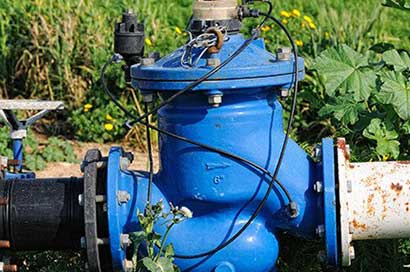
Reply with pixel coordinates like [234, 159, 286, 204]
[0, 177, 84, 250]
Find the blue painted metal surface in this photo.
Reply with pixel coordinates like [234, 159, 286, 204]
[13, 139, 23, 172]
[132, 34, 304, 92]
[106, 33, 326, 272]
[4, 171, 35, 180]
[321, 138, 339, 266]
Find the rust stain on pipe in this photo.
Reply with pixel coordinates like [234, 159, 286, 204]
[0, 240, 10, 248]
[3, 264, 18, 272]
[0, 198, 8, 205]
[391, 183, 403, 195]
[352, 219, 367, 231]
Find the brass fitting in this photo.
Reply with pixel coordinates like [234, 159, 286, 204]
[192, 0, 239, 21]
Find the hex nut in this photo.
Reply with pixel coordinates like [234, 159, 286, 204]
[141, 58, 155, 66]
[207, 58, 221, 67]
[78, 194, 84, 206]
[120, 157, 131, 171]
[143, 93, 154, 103]
[276, 47, 291, 61]
[313, 145, 322, 161]
[120, 234, 131, 249]
[313, 181, 323, 193]
[123, 259, 134, 272]
[280, 88, 290, 98]
[349, 246, 356, 260]
[80, 237, 86, 249]
[117, 191, 131, 205]
[208, 95, 223, 107]
[316, 224, 325, 238]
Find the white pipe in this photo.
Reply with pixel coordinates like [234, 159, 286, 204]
[337, 138, 410, 266]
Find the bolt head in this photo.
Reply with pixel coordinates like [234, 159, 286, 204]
[117, 191, 131, 205]
[78, 194, 84, 206]
[141, 58, 155, 66]
[123, 259, 134, 271]
[206, 58, 221, 67]
[143, 93, 154, 103]
[276, 47, 291, 61]
[316, 224, 325, 238]
[80, 237, 86, 249]
[208, 95, 223, 107]
[313, 145, 322, 161]
[313, 181, 323, 193]
[120, 157, 131, 171]
[120, 234, 131, 249]
[349, 246, 356, 260]
[280, 88, 290, 98]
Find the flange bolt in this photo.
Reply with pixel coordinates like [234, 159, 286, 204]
[141, 58, 155, 66]
[313, 181, 323, 193]
[208, 94, 223, 107]
[349, 246, 356, 260]
[276, 47, 291, 61]
[316, 224, 325, 238]
[288, 201, 299, 218]
[124, 259, 134, 272]
[313, 144, 322, 161]
[120, 234, 131, 249]
[117, 191, 131, 205]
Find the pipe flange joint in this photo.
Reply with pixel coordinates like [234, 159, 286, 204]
[10, 130, 27, 140]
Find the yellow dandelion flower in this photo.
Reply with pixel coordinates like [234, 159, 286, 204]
[382, 154, 389, 161]
[303, 15, 313, 23]
[282, 19, 288, 25]
[175, 26, 183, 35]
[83, 103, 92, 112]
[301, 22, 306, 29]
[261, 25, 271, 32]
[308, 22, 317, 30]
[106, 114, 113, 121]
[104, 123, 114, 131]
[325, 32, 330, 39]
[291, 9, 301, 17]
[280, 11, 291, 18]
[295, 39, 304, 47]
[145, 38, 152, 46]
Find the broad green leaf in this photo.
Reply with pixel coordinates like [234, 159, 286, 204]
[402, 121, 410, 134]
[363, 118, 400, 159]
[313, 44, 376, 101]
[164, 244, 175, 258]
[383, 50, 410, 72]
[319, 95, 366, 125]
[142, 257, 174, 272]
[378, 71, 410, 120]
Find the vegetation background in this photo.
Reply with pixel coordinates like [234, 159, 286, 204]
[0, 0, 409, 271]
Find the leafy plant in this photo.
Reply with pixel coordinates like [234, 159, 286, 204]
[313, 44, 409, 160]
[0, 125, 77, 171]
[383, 0, 410, 11]
[130, 201, 193, 272]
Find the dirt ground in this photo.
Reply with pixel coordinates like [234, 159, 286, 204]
[36, 141, 158, 178]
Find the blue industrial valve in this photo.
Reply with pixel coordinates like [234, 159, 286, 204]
[1, 1, 410, 271]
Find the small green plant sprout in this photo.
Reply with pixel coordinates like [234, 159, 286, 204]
[129, 200, 193, 272]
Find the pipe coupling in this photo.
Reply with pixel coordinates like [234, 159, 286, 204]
[193, 0, 239, 21]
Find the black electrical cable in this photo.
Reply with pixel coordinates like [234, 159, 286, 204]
[145, 102, 154, 208]
[257, 0, 273, 27]
[127, 32, 258, 127]
[101, 3, 300, 260]
[163, 10, 301, 260]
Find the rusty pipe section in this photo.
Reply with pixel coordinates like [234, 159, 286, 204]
[192, 0, 239, 21]
[337, 138, 410, 266]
